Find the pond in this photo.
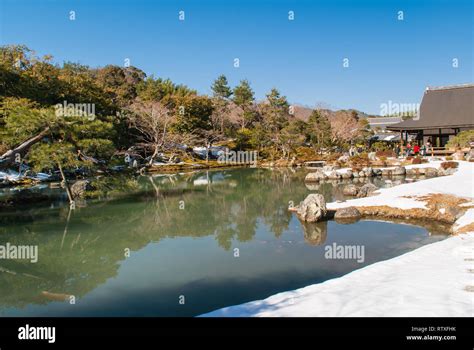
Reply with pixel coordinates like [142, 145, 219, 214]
[0, 168, 448, 316]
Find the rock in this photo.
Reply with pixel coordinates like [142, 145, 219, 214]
[338, 154, 350, 163]
[357, 183, 378, 198]
[295, 194, 328, 222]
[424, 167, 438, 177]
[445, 206, 464, 221]
[70, 180, 93, 199]
[305, 183, 320, 191]
[305, 171, 325, 182]
[417, 167, 426, 175]
[352, 171, 359, 178]
[406, 168, 416, 176]
[362, 167, 373, 177]
[334, 206, 361, 223]
[343, 184, 359, 196]
[392, 166, 406, 176]
[340, 170, 353, 179]
[323, 165, 335, 172]
[443, 167, 458, 176]
[373, 168, 382, 176]
[452, 151, 465, 161]
[358, 170, 366, 177]
[467, 149, 474, 161]
[327, 171, 340, 180]
[368, 152, 377, 161]
[381, 168, 392, 176]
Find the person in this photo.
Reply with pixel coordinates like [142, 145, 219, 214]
[413, 143, 420, 155]
[406, 143, 412, 157]
[394, 144, 400, 158]
[420, 144, 426, 156]
[426, 138, 432, 157]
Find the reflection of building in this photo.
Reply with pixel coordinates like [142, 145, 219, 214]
[387, 84, 474, 147]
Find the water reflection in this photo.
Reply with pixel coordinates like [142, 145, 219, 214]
[301, 222, 328, 245]
[0, 168, 448, 315]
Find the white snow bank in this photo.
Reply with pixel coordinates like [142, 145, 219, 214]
[328, 161, 474, 211]
[203, 233, 474, 317]
[454, 208, 474, 232]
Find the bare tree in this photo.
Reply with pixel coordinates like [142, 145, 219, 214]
[127, 100, 189, 165]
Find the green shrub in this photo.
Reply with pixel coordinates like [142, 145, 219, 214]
[446, 130, 474, 149]
[371, 141, 391, 152]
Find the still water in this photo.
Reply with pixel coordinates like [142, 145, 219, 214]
[0, 168, 447, 316]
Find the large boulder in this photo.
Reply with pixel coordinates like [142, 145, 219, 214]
[406, 168, 416, 176]
[70, 180, 93, 199]
[357, 183, 378, 198]
[362, 167, 374, 177]
[295, 194, 328, 222]
[424, 167, 438, 177]
[327, 171, 341, 180]
[323, 165, 335, 172]
[334, 206, 361, 223]
[443, 167, 458, 176]
[452, 151, 465, 161]
[343, 184, 359, 196]
[392, 166, 406, 176]
[305, 171, 326, 182]
[467, 148, 474, 161]
[340, 170, 353, 179]
[373, 168, 382, 176]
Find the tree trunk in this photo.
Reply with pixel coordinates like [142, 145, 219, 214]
[57, 162, 74, 207]
[148, 145, 159, 166]
[0, 127, 50, 170]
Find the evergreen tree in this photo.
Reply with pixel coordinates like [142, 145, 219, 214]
[233, 80, 255, 129]
[210, 75, 233, 135]
[307, 109, 332, 152]
[211, 75, 232, 99]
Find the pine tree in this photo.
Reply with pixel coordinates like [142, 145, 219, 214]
[233, 80, 255, 129]
[308, 109, 332, 152]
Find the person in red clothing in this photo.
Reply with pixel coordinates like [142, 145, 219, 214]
[413, 143, 420, 155]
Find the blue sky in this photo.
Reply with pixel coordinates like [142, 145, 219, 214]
[0, 0, 472, 114]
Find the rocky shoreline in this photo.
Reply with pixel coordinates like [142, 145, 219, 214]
[292, 160, 473, 234]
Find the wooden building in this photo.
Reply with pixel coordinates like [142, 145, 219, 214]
[387, 84, 474, 147]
